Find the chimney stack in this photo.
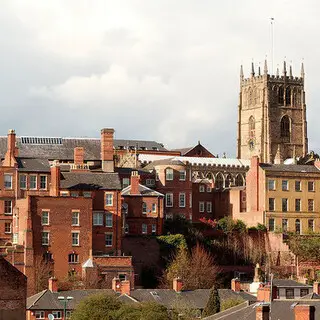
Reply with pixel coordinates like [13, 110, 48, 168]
[255, 304, 270, 320]
[3, 129, 18, 167]
[294, 305, 315, 320]
[74, 147, 84, 165]
[257, 284, 277, 302]
[112, 277, 121, 293]
[173, 277, 183, 292]
[50, 160, 60, 197]
[130, 171, 140, 195]
[48, 277, 58, 292]
[231, 278, 241, 292]
[101, 128, 114, 172]
[120, 280, 131, 295]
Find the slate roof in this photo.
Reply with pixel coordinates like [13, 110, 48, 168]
[143, 158, 186, 169]
[121, 184, 164, 197]
[27, 289, 116, 310]
[273, 279, 312, 288]
[60, 172, 121, 190]
[170, 147, 194, 155]
[17, 158, 51, 172]
[260, 163, 320, 174]
[0, 137, 168, 160]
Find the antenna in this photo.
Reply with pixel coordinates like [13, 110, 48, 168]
[270, 17, 275, 74]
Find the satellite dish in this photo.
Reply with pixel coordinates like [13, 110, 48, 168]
[48, 315, 54, 320]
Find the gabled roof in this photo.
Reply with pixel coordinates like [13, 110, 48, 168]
[260, 163, 320, 174]
[17, 158, 51, 172]
[273, 279, 312, 288]
[60, 172, 121, 190]
[121, 184, 164, 197]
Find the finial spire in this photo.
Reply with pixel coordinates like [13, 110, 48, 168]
[251, 61, 255, 77]
[283, 60, 287, 75]
[264, 59, 268, 75]
[301, 62, 305, 79]
[289, 65, 293, 78]
[258, 65, 261, 76]
[240, 65, 244, 80]
[276, 65, 279, 77]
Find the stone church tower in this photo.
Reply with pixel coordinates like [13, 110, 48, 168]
[237, 60, 308, 163]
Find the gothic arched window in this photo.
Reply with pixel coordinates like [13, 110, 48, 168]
[280, 115, 291, 139]
[249, 116, 255, 138]
[235, 174, 244, 187]
[278, 86, 284, 104]
[215, 173, 224, 189]
[285, 87, 291, 105]
[225, 174, 233, 188]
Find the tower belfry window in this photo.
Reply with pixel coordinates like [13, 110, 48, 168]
[278, 87, 284, 104]
[285, 87, 291, 105]
[249, 116, 255, 138]
[280, 116, 290, 139]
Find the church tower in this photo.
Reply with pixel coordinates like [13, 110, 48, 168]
[237, 60, 308, 163]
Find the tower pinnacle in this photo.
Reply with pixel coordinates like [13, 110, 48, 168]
[251, 62, 255, 77]
[264, 59, 268, 75]
[240, 65, 244, 80]
[283, 61, 287, 75]
[301, 62, 305, 79]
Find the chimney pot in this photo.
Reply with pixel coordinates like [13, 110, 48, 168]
[231, 278, 241, 292]
[48, 277, 58, 292]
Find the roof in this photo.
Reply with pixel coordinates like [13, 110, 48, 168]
[260, 163, 320, 174]
[17, 158, 50, 172]
[60, 172, 121, 190]
[27, 289, 116, 310]
[121, 184, 164, 197]
[143, 158, 186, 169]
[273, 279, 312, 288]
[0, 136, 168, 160]
[170, 147, 194, 155]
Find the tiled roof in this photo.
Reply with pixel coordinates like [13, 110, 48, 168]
[60, 172, 121, 190]
[0, 137, 168, 160]
[17, 158, 51, 172]
[273, 279, 312, 288]
[121, 184, 164, 197]
[260, 163, 320, 174]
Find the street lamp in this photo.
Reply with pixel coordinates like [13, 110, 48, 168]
[58, 296, 73, 319]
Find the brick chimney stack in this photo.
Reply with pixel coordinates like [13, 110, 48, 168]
[173, 277, 183, 292]
[112, 277, 121, 293]
[50, 160, 60, 197]
[231, 278, 241, 292]
[74, 147, 84, 165]
[257, 284, 277, 302]
[255, 304, 270, 320]
[3, 129, 18, 167]
[130, 171, 140, 195]
[48, 277, 58, 292]
[101, 128, 114, 172]
[120, 280, 131, 295]
[294, 305, 315, 320]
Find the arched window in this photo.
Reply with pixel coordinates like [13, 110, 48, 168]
[225, 174, 233, 188]
[249, 116, 255, 138]
[285, 87, 291, 105]
[215, 173, 224, 189]
[68, 253, 79, 263]
[278, 86, 284, 104]
[235, 174, 244, 186]
[142, 202, 147, 214]
[295, 219, 301, 234]
[206, 172, 214, 181]
[43, 251, 53, 263]
[248, 87, 253, 105]
[280, 115, 291, 140]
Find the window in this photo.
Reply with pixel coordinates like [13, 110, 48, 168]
[68, 253, 79, 263]
[71, 191, 79, 198]
[40, 175, 47, 189]
[20, 175, 27, 189]
[4, 174, 12, 189]
[83, 191, 92, 198]
[166, 168, 174, 181]
[29, 175, 37, 189]
[308, 181, 315, 192]
[125, 223, 129, 234]
[269, 198, 275, 211]
[106, 212, 113, 227]
[199, 185, 205, 192]
[308, 219, 314, 233]
[72, 232, 79, 246]
[155, 170, 160, 181]
[285, 87, 291, 105]
[146, 179, 155, 187]
[72, 212, 80, 226]
[179, 193, 186, 208]
[278, 86, 284, 104]
[142, 224, 147, 234]
[179, 170, 186, 181]
[282, 180, 289, 191]
[142, 202, 147, 214]
[285, 289, 294, 299]
[66, 311, 72, 319]
[43, 251, 53, 262]
[105, 193, 113, 206]
[152, 224, 156, 234]
[52, 310, 62, 318]
[282, 219, 288, 232]
[152, 203, 157, 213]
[268, 218, 275, 232]
[300, 289, 309, 297]
[268, 179, 276, 191]
[105, 233, 113, 246]
[93, 212, 104, 226]
[35, 311, 45, 319]
[206, 202, 212, 213]
[166, 193, 173, 207]
[295, 181, 301, 192]
[282, 198, 288, 212]
[199, 201, 205, 213]
[215, 173, 224, 189]
[60, 191, 69, 197]
[295, 199, 301, 212]
[42, 211, 49, 225]
[206, 185, 212, 192]
[249, 116, 255, 138]
[4, 222, 11, 234]
[295, 219, 301, 234]
[42, 232, 49, 246]
[190, 193, 192, 208]
[4, 200, 12, 214]
[122, 178, 130, 188]
[308, 199, 314, 212]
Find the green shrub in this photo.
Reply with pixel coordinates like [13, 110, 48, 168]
[221, 298, 244, 311]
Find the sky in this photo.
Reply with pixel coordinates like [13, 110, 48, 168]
[1, 0, 320, 157]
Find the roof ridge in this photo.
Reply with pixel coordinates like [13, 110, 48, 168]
[27, 289, 48, 309]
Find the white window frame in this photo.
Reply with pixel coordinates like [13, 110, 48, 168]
[52, 311, 62, 319]
[29, 175, 37, 190]
[83, 191, 92, 198]
[93, 212, 104, 226]
[166, 193, 173, 207]
[68, 253, 79, 264]
[152, 203, 157, 213]
[269, 218, 275, 232]
[155, 170, 160, 181]
[199, 201, 205, 213]
[152, 224, 156, 234]
[4, 200, 12, 215]
[41, 211, 50, 226]
[72, 231, 80, 246]
[295, 180, 301, 192]
[179, 170, 186, 181]
[40, 175, 47, 190]
[206, 202, 212, 213]
[179, 193, 186, 208]
[4, 222, 12, 234]
[60, 191, 69, 197]
[122, 178, 130, 188]
[106, 212, 113, 227]
[268, 179, 276, 191]
[206, 185, 212, 192]
[105, 233, 113, 247]
[142, 223, 148, 234]
[125, 223, 129, 234]
[20, 174, 27, 190]
[4, 174, 12, 189]
[282, 180, 289, 191]
[142, 202, 147, 214]
[105, 193, 113, 206]
[269, 198, 275, 211]
[35, 311, 45, 319]
[199, 185, 205, 193]
[146, 179, 155, 187]
[72, 211, 80, 226]
[71, 191, 79, 198]
[166, 168, 174, 181]
[42, 232, 49, 246]
[308, 181, 315, 192]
